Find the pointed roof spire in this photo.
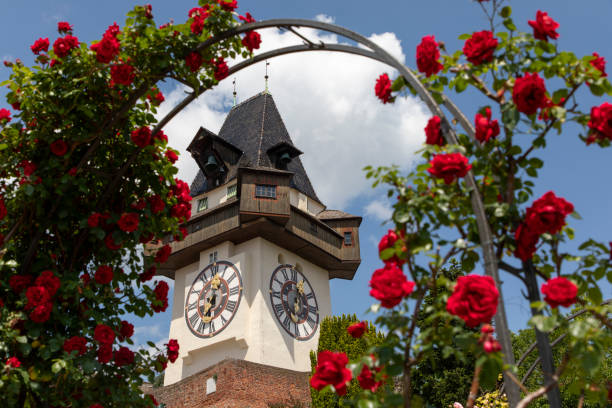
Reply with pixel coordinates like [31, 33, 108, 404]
[264, 60, 270, 94]
[232, 77, 237, 107]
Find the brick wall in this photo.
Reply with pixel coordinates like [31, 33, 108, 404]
[146, 359, 311, 408]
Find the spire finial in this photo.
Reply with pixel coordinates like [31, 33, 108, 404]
[232, 78, 237, 106]
[264, 60, 270, 93]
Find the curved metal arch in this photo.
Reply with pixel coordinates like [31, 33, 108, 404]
[156, 18, 519, 406]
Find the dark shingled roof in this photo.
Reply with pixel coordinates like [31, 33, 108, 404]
[189, 92, 320, 202]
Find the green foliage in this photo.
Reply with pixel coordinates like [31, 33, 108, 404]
[513, 312, 611, 407]
[310, 315, 386, 407]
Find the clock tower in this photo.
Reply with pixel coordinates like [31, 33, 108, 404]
[148, 92, 361, 408]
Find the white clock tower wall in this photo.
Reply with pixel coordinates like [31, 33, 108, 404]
[163, 237, 331, 386]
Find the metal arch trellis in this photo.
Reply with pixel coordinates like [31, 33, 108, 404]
[155, 18, 522, 406]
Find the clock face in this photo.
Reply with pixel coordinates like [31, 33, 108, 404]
[185, 260, 243, 339]
[269, 264, 319, 341]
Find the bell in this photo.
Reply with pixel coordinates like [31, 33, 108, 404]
[204, 155, 218, 174]
[278, 152, 291, 167]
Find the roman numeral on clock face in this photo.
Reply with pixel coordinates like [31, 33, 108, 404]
[229, 286, 239, 296]
[226, 300, 237, 313]
[189, 313, 200, 328]
[274, 303, 284, 314]
[290, 269, 297, 281]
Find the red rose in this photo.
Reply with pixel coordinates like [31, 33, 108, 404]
[154, 244, 172, 264]
[514, 223, 539, 261]
[590, 52, 607, 77]
[139, 232, 154, 244]
[118, 212, 139, 233]
[148, 90, 165, 105]
[524, 191, 574, 235]
[378, 229, 405, 265]
[30, 302, 52, 323]
[0, 108, 11, 123]
[171, 202, 191, 221]
[50, 139, 68, 156]
[310, 351, 352, 396]
[25, 286, 50, 309]
[0, 196, 6, 220]
[189, 7, 209, 18]
[347, 321, 367, 338]
[609, 242, 612, 261]
[140, 266, 156, 282]
[110, 63, 135, 86]
[90, 35, 120, 64]
[165, 150, 178, 163]
[57, 22, 73, 34]
[185, 52, 203, 73]
[87, 212, 103, 228]
[64, 336, 88, 356]
[214, 57, 229, 81]
[97, 343, 113, 363]
[149, 194, 166, 214]
[19, 160, 36, 176]
[105, 234, 122, 250]
[152, 281, 170, 312]
[239, 12, 256, 23]
[374, 73, 392, 104]
[144, 4, 153, 19]
[119, 320, 134, 339]
[166, 339, 179, 363]
[114, 346, 135, 366]
[131, 126, 152, 148]
[154, 130, 168, 144]
[95, 265, 114, 285]
[218, 0, 238, 11]
[416, 35, 443, 78]
[242, 31, 261, 52]
[53, 35, 79, 58]
[191, 16, 206, 35]
[446, 275, 499, 328]
[474, 107, 500, 143]
[30, 38, 50, 55]
[131, 198, 146, 211]
[35, 270, 61, 297]
[94, 324, 116, 345]
[587, 102, 612, 143]
[9, 275, 33, 293]
[512, 72, 548, 115]
[541, 277, 577, 308]
[463, 30, 498, 66]
[424, 115, 444, 146]
[6, 357, 21, 368]
[369, 263, 415, 308]
[358, 364, 383, 392]
[528, 11, 560, 42]
[427, 153, 472, 185]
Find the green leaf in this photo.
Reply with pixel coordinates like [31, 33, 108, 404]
[503, 19, 517, 31]
[51, 360, 66, 374]
[458, 33, 471, 40]
[16, 336, 28, 344]
[529, 315, 556, 332]
[358, 400, 377, 408]
[501, 103, 520, 131]
[500, 6, 512, 18]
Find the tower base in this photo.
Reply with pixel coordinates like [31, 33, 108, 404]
[145, 358, 311, 408]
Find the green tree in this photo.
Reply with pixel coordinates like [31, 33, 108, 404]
[310, 314, 386, 407]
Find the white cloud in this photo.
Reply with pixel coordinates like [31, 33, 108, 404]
[364, 199, 393, 222]
[157, 19, 428, 209]
[315, 14, 335, 24]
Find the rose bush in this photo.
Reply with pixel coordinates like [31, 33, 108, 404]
[0, 1, 260, 406]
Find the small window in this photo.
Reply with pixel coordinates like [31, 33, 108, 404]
[209, 251, 218, 264]
[255, 184, 276, 199]
[197, 198, 208, 212]
[344, 232, 352, 246]
[227, 184, 237, 198]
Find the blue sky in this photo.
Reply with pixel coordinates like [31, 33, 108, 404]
[2, 0, 611, 349]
